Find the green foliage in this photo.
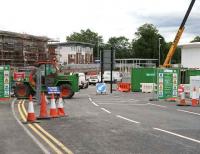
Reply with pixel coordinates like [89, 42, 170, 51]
[131, 23, 180, 65]
[132, 23, 161, 58]
[66, 29, 103, 58]
[107, 36, 131, 58]
[65, 24, 182, 64]
[191, 36, 200, 42]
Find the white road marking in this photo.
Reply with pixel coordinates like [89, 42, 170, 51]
[91, 101, 99, 106]
[97, 103, 148, 106]
[177, 109, 200, 116]
[154, 128, 200, 144]
[101, 108, 111, 114]
[11, 99, 50, 154]
[88, 98, 92, 102]
[148, 103, 167, 108]
[116, 115, 140, 124]
[95, 100, 139, 103]
[129, 99, 139, 102]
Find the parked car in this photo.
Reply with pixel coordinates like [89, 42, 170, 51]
[89, 75, 99, 85]
[103, 71, 122, 83]
[78, 73, 89, 89]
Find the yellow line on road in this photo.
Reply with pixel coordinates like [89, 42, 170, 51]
[18, 100, 63, 154]
[21, 101, 73, 154]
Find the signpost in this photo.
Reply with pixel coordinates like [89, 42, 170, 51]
[0, 65, 10, 98]
[157, 69, 179, 99]
[47, 87, 60, 94]
[96, 83, 106, 94]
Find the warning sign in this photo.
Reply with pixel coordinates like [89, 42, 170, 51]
[0, 65, 10, 98]
[157, 69, 179, 99]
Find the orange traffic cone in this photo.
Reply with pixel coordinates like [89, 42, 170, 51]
[57, 93, 67, 116]
[27, 95, 36, 122]
[191, 87, 198, 107]
[49, 93, 58, 118]
[37, 93, 50, 120]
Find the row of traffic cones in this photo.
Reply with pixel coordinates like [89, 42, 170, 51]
[178, 87, 200, 107]
[27, 93, 67, 123]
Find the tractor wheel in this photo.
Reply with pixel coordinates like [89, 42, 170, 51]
[14, 84, 30, 98]
[60, 84, 74, 99]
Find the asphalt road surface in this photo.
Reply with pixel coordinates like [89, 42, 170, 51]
[2, 84, 200, 154]
[0, 99, 43, 154]
[39, 85, 200, 154]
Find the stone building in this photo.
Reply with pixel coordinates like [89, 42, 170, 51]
[48, 41, 94, 64]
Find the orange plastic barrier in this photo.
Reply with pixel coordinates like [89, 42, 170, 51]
[117, 82, 131, 92]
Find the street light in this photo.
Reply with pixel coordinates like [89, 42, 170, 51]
[158, 38, 162, 66]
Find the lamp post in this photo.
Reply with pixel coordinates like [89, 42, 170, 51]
[158, 38, 162, 66]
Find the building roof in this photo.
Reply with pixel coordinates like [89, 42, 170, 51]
[0, 30, 50, 41]
[179, 42, 200, 48]
[48, 41, 95, 47]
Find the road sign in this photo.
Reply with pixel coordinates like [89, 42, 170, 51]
[13, 72, 25, 81]
[103, 50, 115, 70]
[0, 65, 10, 98]
[96, 83, 106, 94]
[157, 69, 179, 99]
[47, 87, 60, 94]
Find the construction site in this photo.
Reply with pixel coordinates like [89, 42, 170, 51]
[0, 0, 200, 154]
[0, 30, 50, 67]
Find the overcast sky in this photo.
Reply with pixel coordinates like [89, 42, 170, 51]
[0, 0, 199, 43]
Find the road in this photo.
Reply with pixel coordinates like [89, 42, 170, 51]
[2, 84, 200, 154]
[0, 99, 43, 154]
[39, 85, 200, 154]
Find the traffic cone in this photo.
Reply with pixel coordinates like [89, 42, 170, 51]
[57, 93, 67, 117]
[49, 93, 58, 118]
[27, 95, 36, 122]
[37, 93, 50, 120]
[191, 87, 198, 107]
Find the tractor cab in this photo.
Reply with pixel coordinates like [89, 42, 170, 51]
[36, 61, 58, 87]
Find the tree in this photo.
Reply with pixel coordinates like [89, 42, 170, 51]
[106, 36, 131, 58]
[131, 23, 180, 65]
[191, 36, 200, 42]
[164, 42, 181, 64]
[66, 29, 103, 58]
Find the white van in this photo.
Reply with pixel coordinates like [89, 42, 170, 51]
[103, 71, 122, 82]
[78, 73, 89, 89]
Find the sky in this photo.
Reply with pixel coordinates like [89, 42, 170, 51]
[0, 0, 199, 43]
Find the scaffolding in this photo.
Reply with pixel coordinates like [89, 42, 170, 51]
[0, 30, 50, 67]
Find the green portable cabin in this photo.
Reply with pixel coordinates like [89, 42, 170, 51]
[131, 68, 157, 92]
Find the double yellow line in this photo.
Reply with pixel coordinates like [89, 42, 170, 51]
[18, 100, 73, 154]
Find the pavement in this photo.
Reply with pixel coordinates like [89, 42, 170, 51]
[0, 84, 200, 154]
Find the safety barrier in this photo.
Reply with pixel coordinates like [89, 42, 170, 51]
[140, 83, 156, 93]
[177, 86, 200, 106]
[117, 82, 131, 92]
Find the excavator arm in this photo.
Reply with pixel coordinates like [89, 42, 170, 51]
[163, 0, 195, 67]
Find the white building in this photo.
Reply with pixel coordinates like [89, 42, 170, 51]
[179, 42, 200, 68]
[48, 41, 94, 64]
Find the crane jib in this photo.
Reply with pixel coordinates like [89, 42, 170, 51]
[163, 0, 196, 67]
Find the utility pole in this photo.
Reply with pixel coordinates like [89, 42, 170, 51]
[159, 38, 162, 66]
[110, 47, 114, 93]
[100, 48, 104, 83]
